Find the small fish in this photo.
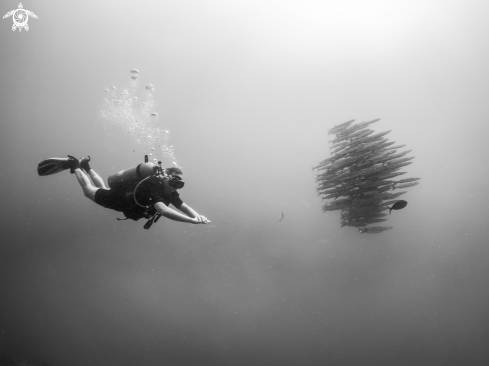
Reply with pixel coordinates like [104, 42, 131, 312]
[388, 200, 408, 214]
[392, 182, 419, 190]
[328, 119, 355, 135]
[396, 177, 420, 184]
[279, 212, 284, 222]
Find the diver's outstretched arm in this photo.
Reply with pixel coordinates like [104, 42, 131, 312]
[154, 202, 205, 224]
[178, 203, 211, 223]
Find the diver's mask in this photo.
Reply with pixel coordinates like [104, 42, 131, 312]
[168, 176, 185, 189]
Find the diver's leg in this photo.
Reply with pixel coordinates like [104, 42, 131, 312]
[73, 168, 99, 202]
[80, 156, 107, 189]
[86, 169, 108, 189]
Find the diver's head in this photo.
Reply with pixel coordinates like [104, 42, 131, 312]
[164, 167, 184, 191]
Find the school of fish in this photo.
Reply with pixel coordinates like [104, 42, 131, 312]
[314, 119, 420, 234]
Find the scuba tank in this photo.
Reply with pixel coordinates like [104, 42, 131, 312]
[108, 161, 155, 192]
[112, 155, 167, 230]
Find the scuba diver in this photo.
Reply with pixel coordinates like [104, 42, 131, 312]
[38, 155, 211, 229]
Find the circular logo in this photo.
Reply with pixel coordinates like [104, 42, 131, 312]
[13, 9, 28, 28]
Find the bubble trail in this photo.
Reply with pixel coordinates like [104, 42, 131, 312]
[96, 70, 178, 164]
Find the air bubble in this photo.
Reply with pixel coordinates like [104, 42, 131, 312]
[98, 73, 176, 163]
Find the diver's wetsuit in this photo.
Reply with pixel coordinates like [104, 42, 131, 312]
[94, 189, 125, 212]
[94, 178, 183, 213]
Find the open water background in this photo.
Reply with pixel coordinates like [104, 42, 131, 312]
[1, 0, 489, 365]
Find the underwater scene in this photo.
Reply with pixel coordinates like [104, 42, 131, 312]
[1, 0, 489, 365]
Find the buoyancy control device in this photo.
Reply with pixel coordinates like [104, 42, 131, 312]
[108, 155, 169, 229]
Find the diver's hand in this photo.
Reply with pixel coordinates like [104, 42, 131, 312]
[194, 215, 211, 224]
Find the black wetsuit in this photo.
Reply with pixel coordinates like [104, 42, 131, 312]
[94, 177, 183, 218]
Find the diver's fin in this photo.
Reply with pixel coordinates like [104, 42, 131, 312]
[37, 157, 73, 176]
